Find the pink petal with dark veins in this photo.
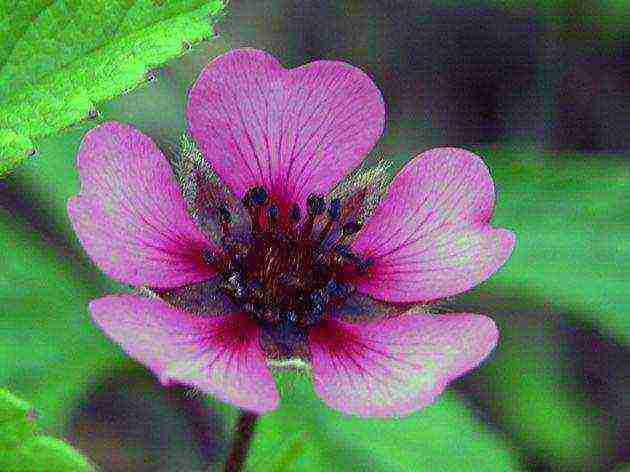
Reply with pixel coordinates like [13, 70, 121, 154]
[90, 295, 280, 414]
[352, 147, 515, 302]
[188, 48, 385, 214]
[68, 122, 218, 288]
[309, 313, 498, 417]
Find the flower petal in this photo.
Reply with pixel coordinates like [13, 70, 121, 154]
[188, 48, 385, 213]
[68, 122, 218, 288]
[351, 147, 516, 302]
[309, 313, 498, 418]
[90, 295, 280, 414]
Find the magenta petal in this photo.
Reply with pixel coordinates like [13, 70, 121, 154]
[90, 295, 280, 413]
[188, 48, 385, 212]
[309, 313, 498, 418]
[68, 122, 218, 288]
[352, 147, 516, 302]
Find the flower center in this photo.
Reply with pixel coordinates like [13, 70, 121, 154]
[208, 186, 373, 356]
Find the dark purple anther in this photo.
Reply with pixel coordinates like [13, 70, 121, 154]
[217, 204, 231, 224]
[290, 203, 302, 222]
[307, 193, 326, 216]
[342, 221, 362, 236]
[328, 198, 342, 221]
[267, 205, 279, 219]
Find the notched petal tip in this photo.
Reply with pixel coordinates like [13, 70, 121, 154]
[187, 48, 385, 211]
[309, 313, 499, 418]
[352, 147, 516, 303]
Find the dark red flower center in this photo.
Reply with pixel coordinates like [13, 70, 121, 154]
[203, 186, 373, 357]
[161, 156, 391, 360]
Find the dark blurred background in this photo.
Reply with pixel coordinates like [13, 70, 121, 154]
[1, 1, 629, 471]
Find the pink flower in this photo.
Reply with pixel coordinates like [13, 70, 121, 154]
[68, 49, 515, 417]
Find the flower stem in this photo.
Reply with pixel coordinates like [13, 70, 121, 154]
[222, 409, 259, 472]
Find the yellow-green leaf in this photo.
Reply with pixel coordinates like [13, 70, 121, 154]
[0, 0, 226, 176]
[0, 389, 95, 472]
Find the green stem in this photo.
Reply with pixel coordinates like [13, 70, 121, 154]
[222, 409, 259, 472]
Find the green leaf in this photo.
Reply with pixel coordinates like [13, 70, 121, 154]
[0, 389, 95, 472]
[0, 129, 34, 171]
[484, 321, 612, 470]
[245, 373, 523, 471]
[247, 430, 311, 471]
[0, 206, 124, 434]
[0, 0, 226, 176]
[480, 146, 630, 345]
[454, 292, 614, 471]
[0, 388, 37, 450]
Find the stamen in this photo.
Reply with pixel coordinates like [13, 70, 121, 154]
[342, 221, 362, 236]
[243, 186, 269, 207]
[285, 310, 298, 324]
[197, 181, 370, 359]
[328, 198, 342, 221]
[290, 203, 301, 222]
[249, 279, 263, 292]
[334, 244, 356, 261]
[302, 194, 326, 241]
[243, 187, 269, 232]
[217, 204, 232, 224]
[306, 302, 325, 325]
[251, 187, 269, 206]
[310, 289, 328, 307]
[267, 205, 279, 230]
[216, 203, 232, 236]
[307, 194, 325, 216]
[276, 317, 305, 356]
[316, 199, 341, 246]
[263, 308, 281, 323]
[226, 270, 247, 299]
[305, 290, 326, 325]
[202, 249, 216, 266]
[325, 279, 345, 298]
[356, 257, 375, 272]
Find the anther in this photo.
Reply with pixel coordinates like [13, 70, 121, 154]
[334, 244, 356, 261]
[307, 194, 326, 216]
[285, 311, 298, 324]
[342, 221, 362, 236]
[202, 249, 216, 266]
[267, 205, 279, 230]
[243, 186, 269, 207]
[252, 187, 269, 206]
[328, 198, 342, 221]
[356, 257, 375, 272]
[217, 204, 231, 224]
[290, 203, 301, 222]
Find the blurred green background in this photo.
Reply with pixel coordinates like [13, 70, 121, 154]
[1, 1, 629, 470]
